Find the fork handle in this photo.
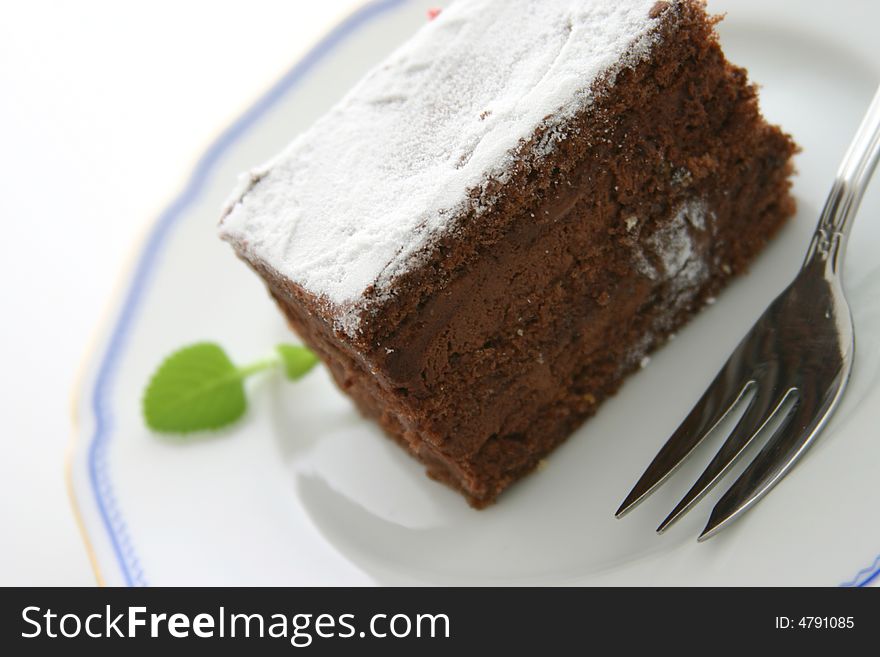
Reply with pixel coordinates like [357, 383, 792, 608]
[804, 84, 880, 274]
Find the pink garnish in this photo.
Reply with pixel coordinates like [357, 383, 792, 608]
[427, 7, 442, 21]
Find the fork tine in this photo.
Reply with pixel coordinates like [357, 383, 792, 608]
[698, 380, 842, 541]
[615, 349, 754, 518]
[656, 380, 792, 534]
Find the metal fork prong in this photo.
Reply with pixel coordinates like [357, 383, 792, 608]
[697, 382, 839, 541]
[615, 358, 754, 518]
[656, 382, 792, 534]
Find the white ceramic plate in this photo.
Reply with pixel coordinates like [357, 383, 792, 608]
[70, 0, 880, 586]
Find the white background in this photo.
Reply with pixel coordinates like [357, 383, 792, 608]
[0, 0, 361, 586]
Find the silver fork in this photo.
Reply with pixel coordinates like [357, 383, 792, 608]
[616, 85, 880, 541]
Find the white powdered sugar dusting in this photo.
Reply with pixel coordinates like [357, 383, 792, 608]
[632, 197, 713, 294]
[622, 196, 714, 372]
[219, 0, 668, 334]
[648, 198, 712, 298]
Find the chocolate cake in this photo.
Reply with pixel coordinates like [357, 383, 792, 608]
[220, 0, 797, 507]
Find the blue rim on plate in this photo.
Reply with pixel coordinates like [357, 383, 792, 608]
[82, 0, 880, 587]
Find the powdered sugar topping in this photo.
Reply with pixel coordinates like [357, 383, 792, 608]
[632, 198, 713, 286]
[220, 0, 667, 334]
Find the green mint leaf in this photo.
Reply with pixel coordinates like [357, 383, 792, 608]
[276, 344, 319, 380]
[143, 342, 247, 434]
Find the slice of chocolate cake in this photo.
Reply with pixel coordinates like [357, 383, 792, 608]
[220, 0, 797, 507]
